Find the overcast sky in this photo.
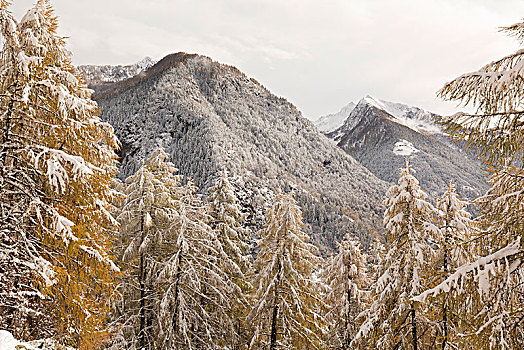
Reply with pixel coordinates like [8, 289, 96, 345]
[10, 0, 524, 119]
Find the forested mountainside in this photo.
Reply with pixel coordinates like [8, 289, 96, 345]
[325, 97, 489, 199]
[91, 52, 389, 249]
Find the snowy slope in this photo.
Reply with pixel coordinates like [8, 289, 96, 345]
[0, 330, 74, 350]
[93, 52, 389, 250]
[362, 95, 441, 134]
[314, 101, 356, 132]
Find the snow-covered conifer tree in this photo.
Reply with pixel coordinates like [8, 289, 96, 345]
[414, 19, 524, 348]
[354, 160, 436, 349]
[112, 147, 183, 350]
[0, 1, 119, 345]
[157, 180, 236, 349]
[425, 182, 476, 349]
[207, 169, 253, 347]
[321, 233, 368, 349]
[248, 192, 326, 349]
[366, 236, 385, 283]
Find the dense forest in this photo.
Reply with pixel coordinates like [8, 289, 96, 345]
[0, 1, 523, 349]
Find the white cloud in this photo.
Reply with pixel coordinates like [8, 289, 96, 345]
[9, 0, 524, 119]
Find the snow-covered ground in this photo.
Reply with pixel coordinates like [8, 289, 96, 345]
[0, 330, 74, 350]
[0, 331, 19, 350]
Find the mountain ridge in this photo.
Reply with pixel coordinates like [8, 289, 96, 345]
[316, 95, 441, 135]
[326, 97, 488, 199]
[90, 52, 389, 250]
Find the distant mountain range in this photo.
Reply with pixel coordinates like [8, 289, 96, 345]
[316, 96, 488, 199]
[77, 56, 156, 95]
[83, 53, 389, 250]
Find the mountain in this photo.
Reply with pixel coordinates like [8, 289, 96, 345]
[314, 101, 356, 133]
[318, 95, 441, 136]
[88, 52, 389, 250]
[325, 97, 489, 199]
[77, 56, 156, 94]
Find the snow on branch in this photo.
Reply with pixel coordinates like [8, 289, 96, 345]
[413, 238, 521, 303]
[80, 245, 120, 272]
[35, 147, 95, 192]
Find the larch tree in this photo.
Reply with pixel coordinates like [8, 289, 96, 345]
[414, 19, 524, 349]
[366, 236, 385, 283]
[0, 0, 120, 347]
[248, 192, 326, 350]
[321, 232, 369, 349]
[112, 147, 183, 350]
[157, 179, 236, 349]
[428, 182, 476, 349]
[354, 160, 437, 349]
[207, 169, 253, 347]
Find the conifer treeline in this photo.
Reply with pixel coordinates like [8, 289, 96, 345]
[1, 1, 523, 349]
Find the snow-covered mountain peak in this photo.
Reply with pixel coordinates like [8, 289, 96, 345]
[362, 95, 386, 110]
[326, 96, 488, 200]
[314, 101, 356, 132]
[320, 96, 442, 136]
[359, 96, 441, 134]
[136, 56, 155, 71]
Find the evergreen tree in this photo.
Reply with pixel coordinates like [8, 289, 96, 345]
[321, 232, 368, 349]
[207, 169, 253, 347]
[416, 19, 524, 348]
[0, 1, 119, 346]
[248, 192, 326, 349]
[355, 160, 436, 349]
[112, 147, 183, 350]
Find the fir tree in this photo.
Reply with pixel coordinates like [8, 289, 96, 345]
[248, 192, 326, 350]
[207, 169, 253, 347]
[355, 160, 436, 349]
[321, 232, 369, 349]
[0, 1, 119, 346]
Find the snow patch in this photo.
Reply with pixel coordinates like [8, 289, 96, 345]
[393, 139, 419, 157]
[0, 330, 19, 350]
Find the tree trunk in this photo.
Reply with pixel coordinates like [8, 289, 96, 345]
[270, 259, 282, 350]
[411, 306, 418, 350]
[442, 208, 450, 350]
[346, 283, 351, 348]
[138, 215, 146, 350]
[171, 249, 183, 335]
[270, 304, 279, 350]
